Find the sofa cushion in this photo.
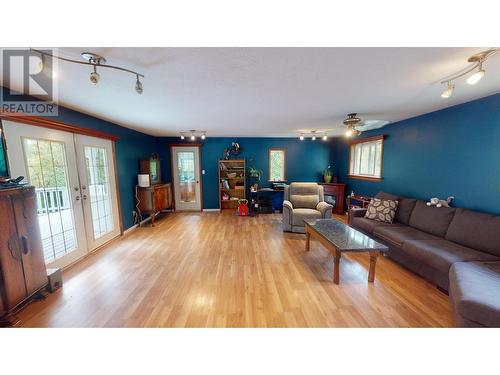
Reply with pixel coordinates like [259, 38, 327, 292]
[373, 225, 440, 247]
[446, 208, 500, 257]
[365, 198, 399, 223]
[395, 197, 417, 225]
[408, 200, 456, 237]
[292, 208, 322, 226]
[290, 194, 319, 209]
[449, 261, 500, 327]
[374, 192, 417, 225]
[402, 240, 499, 276]
[351, 217, 403, 234]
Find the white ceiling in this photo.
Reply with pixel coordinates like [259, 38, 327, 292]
[2, 47, 499, 137]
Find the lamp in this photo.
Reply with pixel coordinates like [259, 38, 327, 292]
[466, 63, 485, 85]
[441, 81, 454, 98]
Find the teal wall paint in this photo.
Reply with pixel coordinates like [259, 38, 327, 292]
[1, 86, 159, 230]
[157, 137, 335, 209]
[334, 93, 500, 215]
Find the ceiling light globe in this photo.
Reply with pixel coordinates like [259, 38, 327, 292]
[345, 129, 353, 137]
[90, 71, 100, 84]
[135, 79, 143, 94]
[466, 69, 484, 85]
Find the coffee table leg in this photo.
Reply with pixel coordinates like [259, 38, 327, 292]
[333, 249, 341, 284]
[305, 231, 310, 251]
[368, 251, 379, 282]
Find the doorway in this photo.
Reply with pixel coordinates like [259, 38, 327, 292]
[3, 120, 121, 269]
[171, 145, 202, 211]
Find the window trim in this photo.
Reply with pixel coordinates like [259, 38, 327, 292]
[348, 135, 385, 181]
[268, 148, 286, 182]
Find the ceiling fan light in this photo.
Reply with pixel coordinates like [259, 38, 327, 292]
[466, 69, 485, 85]
[345, 128, 353, 137]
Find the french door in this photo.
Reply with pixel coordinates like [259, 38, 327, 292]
[171, 146, 201, 211]
[3, 121, 120, 269]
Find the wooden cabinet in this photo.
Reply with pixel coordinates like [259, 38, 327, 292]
[319, 183, 346, 214]
[136, 183, 173, 226]
[219, 159, 246, 210]
[0, 186, 47, 321]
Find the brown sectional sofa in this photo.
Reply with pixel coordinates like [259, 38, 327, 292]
[348, 192, 500, 327]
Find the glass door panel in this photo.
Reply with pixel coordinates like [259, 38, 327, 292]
[172, 146, 201, 211]
[23, 138, 77, 263]
[177, 151, 196, 203]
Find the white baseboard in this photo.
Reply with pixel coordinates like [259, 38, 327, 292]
[123, 216, 154, 235]
[203, 208, 221, 212]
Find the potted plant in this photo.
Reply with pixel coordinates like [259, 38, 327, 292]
[248, 166, 263, 191]
[323, 165, 333, 183]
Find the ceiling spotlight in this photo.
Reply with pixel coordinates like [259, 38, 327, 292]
[299, 135, 304, 141]
[441, 81, 454, 98]
[180, 135, 185, 140]
[312, 135, 316, 141]
[201, 133, 206, 140]
[135, 76, 143, 94]
[90, 66, 100, 84]
[191, 134, 196, 141]
[322, 135, 328, 141]
[466, 63, 485, 85]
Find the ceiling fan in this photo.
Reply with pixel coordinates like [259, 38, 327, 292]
[342, 113, 389, 137]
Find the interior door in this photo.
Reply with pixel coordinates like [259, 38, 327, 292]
[171, 146, 201, 211]
[75, 135, 120, 250]
[3, 120, 88, 269]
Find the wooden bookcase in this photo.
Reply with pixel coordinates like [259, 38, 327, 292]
[218, 159, 246, 210]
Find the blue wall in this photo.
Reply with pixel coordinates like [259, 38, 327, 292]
[157, 137, 335, 209]
[334, 93, 500, 215]
[1, 86, 159, 230]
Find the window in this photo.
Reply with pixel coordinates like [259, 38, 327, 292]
[269, 148, 286, 181]
[349, 136, 384, 180]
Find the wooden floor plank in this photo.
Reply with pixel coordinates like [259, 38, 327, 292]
[15, 211, 453, 327]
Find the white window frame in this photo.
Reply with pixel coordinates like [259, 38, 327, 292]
[348, 135, 384, 181]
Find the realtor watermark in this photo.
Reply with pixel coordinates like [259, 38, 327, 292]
[1, 48, 58, 116]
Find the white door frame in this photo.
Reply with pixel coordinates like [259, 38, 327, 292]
[170, 144, 202, 211]
[75, 134, 121, 251]
[3, 120, 89, 269]
[2, 119, 122, 269]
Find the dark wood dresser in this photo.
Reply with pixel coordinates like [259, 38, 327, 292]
[136, 183, 173, 226]
[319, 183, 346, 214]
[0, 186, 47, 323]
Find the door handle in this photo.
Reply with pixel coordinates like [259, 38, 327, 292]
[76, 196, 81, 200]
[82, 194, 88, 200]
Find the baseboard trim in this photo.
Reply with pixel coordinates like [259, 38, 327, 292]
[123, 216, 154, 235]
[203, 208, 221, 212]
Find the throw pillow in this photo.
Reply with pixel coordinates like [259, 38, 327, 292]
[365, 198, 399, 223]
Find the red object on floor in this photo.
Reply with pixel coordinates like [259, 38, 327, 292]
[238, 199, 249, 216]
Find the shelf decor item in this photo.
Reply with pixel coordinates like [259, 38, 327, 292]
[218, 159, 246, 210]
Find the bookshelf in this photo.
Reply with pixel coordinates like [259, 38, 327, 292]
[219, 159, 246, 209]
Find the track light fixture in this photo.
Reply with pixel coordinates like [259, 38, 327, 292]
[441, 81, 454, 98]
[30, 48, 145, 95]
[180, 130, 207, 140]
[439, 48, 498, 98]
[299, 130, 328, 141]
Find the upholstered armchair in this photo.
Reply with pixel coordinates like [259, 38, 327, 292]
[282, 182, 333, 233]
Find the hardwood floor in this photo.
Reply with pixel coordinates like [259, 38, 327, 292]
[16, 211, 453, 327]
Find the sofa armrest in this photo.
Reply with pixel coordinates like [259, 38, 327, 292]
[348, 207, 367, 225]
[282, 200, 293, 229]
[316, 201, 333, 218]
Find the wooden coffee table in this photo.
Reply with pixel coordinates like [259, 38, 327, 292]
[304, 218, 388, 284]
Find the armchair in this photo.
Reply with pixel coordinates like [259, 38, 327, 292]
[282, 182, 333, 233]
